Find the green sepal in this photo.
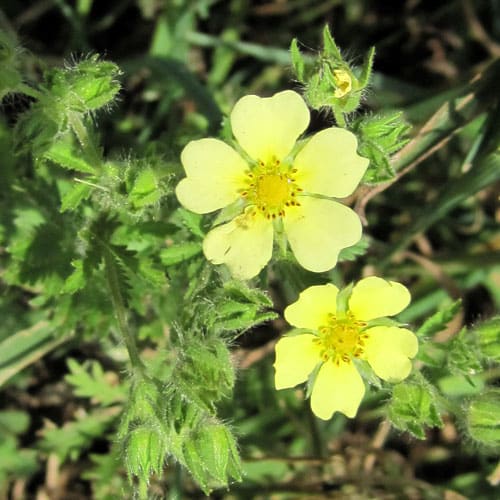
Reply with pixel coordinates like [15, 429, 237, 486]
[322, 25, 342, 61]
[336, 282, 353, 315]
[305, 362, 323, 400]
[290, 38, 305, 81]
[364, 317, 402, 330]
[124, 425, 167, 482]
[353, 358, 381, 388]
[358, 46, 376, 88]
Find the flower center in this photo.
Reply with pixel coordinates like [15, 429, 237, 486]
[333, 69, 352, 98]
[240, 157, 302, 219]
[256, 174, 289, 207]
[314, 312, 368, 365]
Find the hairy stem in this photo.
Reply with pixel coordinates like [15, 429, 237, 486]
[104, 248, 144, 373]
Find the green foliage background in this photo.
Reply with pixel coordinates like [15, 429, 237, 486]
[0, 0, 499, 499]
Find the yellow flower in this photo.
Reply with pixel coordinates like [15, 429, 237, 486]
[176, 90, 368, 279]
[274, 277, 418, 419]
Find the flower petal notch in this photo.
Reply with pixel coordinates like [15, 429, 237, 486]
[274, 277, 418, 420]
[176, 90, 369, 279]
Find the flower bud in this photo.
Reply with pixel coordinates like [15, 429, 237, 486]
[475, 317, 500, 362]
[124, 426, 166, 480]
[466, 390, 500, 449]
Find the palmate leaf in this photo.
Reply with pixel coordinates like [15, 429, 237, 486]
[65, 358, 127, 406]
[417, 300, 462, 338]
[388, 376, 443, 439]
[39, 408, 119, 462]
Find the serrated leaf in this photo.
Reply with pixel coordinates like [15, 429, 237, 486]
[222, 280, 274, 307]
[337, 237, 370, 262]
[60, 182, 92, 212]
[44, 139, 96, 174]
[447, 327, 482, 376]
[39, 409, 118, 461]
[62, 260, 86, 294]
[388, 378, 443, 439]
[138, 258, 168, 287]
[417, 300, 462, 338]
[170, 208, 205, 238]
[129, 168, 160, 208]
[65, 358, 127, 406]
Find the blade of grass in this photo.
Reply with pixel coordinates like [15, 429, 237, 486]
[0, 321, 69, 387]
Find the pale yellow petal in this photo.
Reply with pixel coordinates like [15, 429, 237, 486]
[284, 284, 339, 330]
[202, 213, 273, 279]
[283, 197, 362, 273]
[176, 138, 247, 213]
[348, 277, 411, 321]
[310, 360, 365, 419]
[230, 90, 310, 163]
[293, 128, 369, 198]
[274, 334, 320, 389]
[364, 326, 418, 382]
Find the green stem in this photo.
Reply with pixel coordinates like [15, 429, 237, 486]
[104, 248, 144, 373]
[333, 108, 346, 127]
[306, 406, 324, 458]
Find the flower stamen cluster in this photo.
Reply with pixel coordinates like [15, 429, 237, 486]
[240, 158, 303, 220]
[315, 312, 368, 364]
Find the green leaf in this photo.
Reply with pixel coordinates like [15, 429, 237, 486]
[44, 138, 96, 174]
[417, 300, 462, 338]
[65, 358, 127, 406]
[60, 182, 92, 212]
[170, 207, 205, 238]
[129, 167, 160, 208]
[337, 237, 370, 262]
[0, 410, 30, 436]
[388, 377, 443, 439]
[447, 328, 483, 377]
[62, 260, 86, 294]
[160, 242, 202, 266]
[39, 409, 117, 461]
